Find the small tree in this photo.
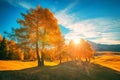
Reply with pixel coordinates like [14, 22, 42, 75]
[44, 48, 56, 62]
[79, 39, 94, 62]
[7, 40, 24, 60]
[68, 40, 76, 60]
[0, 34, 2, 41]
[52, 36, 65, 64]
[0, 37, 7, 59]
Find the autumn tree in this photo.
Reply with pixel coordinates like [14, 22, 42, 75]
[58, 44, 69, 63]
[44, 48, 56, 61]
[68, 39, 81, 60]
[13, 5, 62, 66]
[28, 48, 37, 61]
[0, 34, 24, 60]
[79, 39, 94, 62]
[53, 37, 66, 64]
[7, 40, 24, 60]
[0, 37, 7, 59]
[68, 40, 76, 60]
[0, 34, 2, 41]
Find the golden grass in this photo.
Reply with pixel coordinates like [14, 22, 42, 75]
[0, 55, 120, 80]
[93, 55, 120, 72]
[0, 54, 120, 72]
[0, 60, 37, 70]
[0, 60, 58, 70]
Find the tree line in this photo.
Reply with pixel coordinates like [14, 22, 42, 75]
[0, 33, 94, 63]
[0, 34, 24, 60]
[2, 5, 94, 67]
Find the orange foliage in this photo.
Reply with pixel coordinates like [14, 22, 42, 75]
[0, 34, 2, 41]
[68, 39, 94, 62]
[17, 5, 63, 66]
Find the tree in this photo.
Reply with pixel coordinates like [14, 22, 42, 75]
[54, 37, 65, 64]
[79, 39, 94, 62]
[44, 48, 56, 61]
[0, 34, 2, 41]
[0, 37, 7, 59]
[68, 40, 76, 60]
[7, 40, 24, 60]
[0, 33, 24, 60]
[13, 5, 62, 66]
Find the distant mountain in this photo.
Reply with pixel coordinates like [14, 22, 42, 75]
[87, 41, 120, 52]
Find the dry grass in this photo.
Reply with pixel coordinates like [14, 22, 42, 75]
[0, 60, 58, 71]
[0, 53, 120, 80]
[0, 60, 120, 80]
[93, 55, 120, 72]
[0, 54, 120, 72]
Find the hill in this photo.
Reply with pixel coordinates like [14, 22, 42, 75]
[88, 41, 120, 52]
[0, 55, 120, 80]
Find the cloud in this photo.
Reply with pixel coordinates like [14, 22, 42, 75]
[4, 0, 34, 9]
[55, 4, 120, 44]
[55, 2, 78, 29]
[18, 1, 34, 9]
[92, 37, 120, 44]
[4, 0, 18, 7]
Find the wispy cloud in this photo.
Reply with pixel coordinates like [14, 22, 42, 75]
[18, 1, 34, 9]
[55, 3, 120, 44]
[55, 2, 78, 29]
[4, 0, 18, 7]
[4, 0, 34, 9]
[92, 37, 120, 44]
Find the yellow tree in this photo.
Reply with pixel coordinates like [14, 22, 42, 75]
[7, 40, 24, 60]
[0, 37, 7, 59]
[68, 40, 76, 60]
[79, 39, 94, 62]
[0, 34, 2, 41]
[17, 5, 62, 66]
[44, 48, 56, 61]
[54, 36, 65, 64]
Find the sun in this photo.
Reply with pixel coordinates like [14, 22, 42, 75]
[73, 38, 80, 44]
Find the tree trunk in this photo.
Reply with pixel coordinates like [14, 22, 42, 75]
[41, 29, 46, 66]
[36, 41, 41, 66]
[41, 42, 45, 66]
[66, 57, 68, 62]
[59, 55, 62, 64]
[36, 23, 41, 67]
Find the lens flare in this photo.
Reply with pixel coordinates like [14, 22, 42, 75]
[73, 38, 80, 44]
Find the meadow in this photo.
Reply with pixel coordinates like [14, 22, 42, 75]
[0, 52, 120, 80]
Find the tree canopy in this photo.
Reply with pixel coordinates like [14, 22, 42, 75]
[13, 5, 63, 66]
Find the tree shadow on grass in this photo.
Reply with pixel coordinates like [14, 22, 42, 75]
[0, 61, 120, 80]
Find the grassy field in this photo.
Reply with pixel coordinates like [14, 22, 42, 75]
[94, 55, 120, 71]
[0, 54, 120, 80]
[0, 60, 58, 70]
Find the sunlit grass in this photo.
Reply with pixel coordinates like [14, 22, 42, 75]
[44, 61, 59, 66]
[0, 55, 120, 80]
[93, 55, 120, 72]
[0, 53, 120, 72]
[0, 60, 58, 70]
[0, 60, 37, 70]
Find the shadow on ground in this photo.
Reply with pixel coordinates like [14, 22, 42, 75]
[0, 61, 120, 80]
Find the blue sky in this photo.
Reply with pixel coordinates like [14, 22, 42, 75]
[0, 0, 120, 44]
